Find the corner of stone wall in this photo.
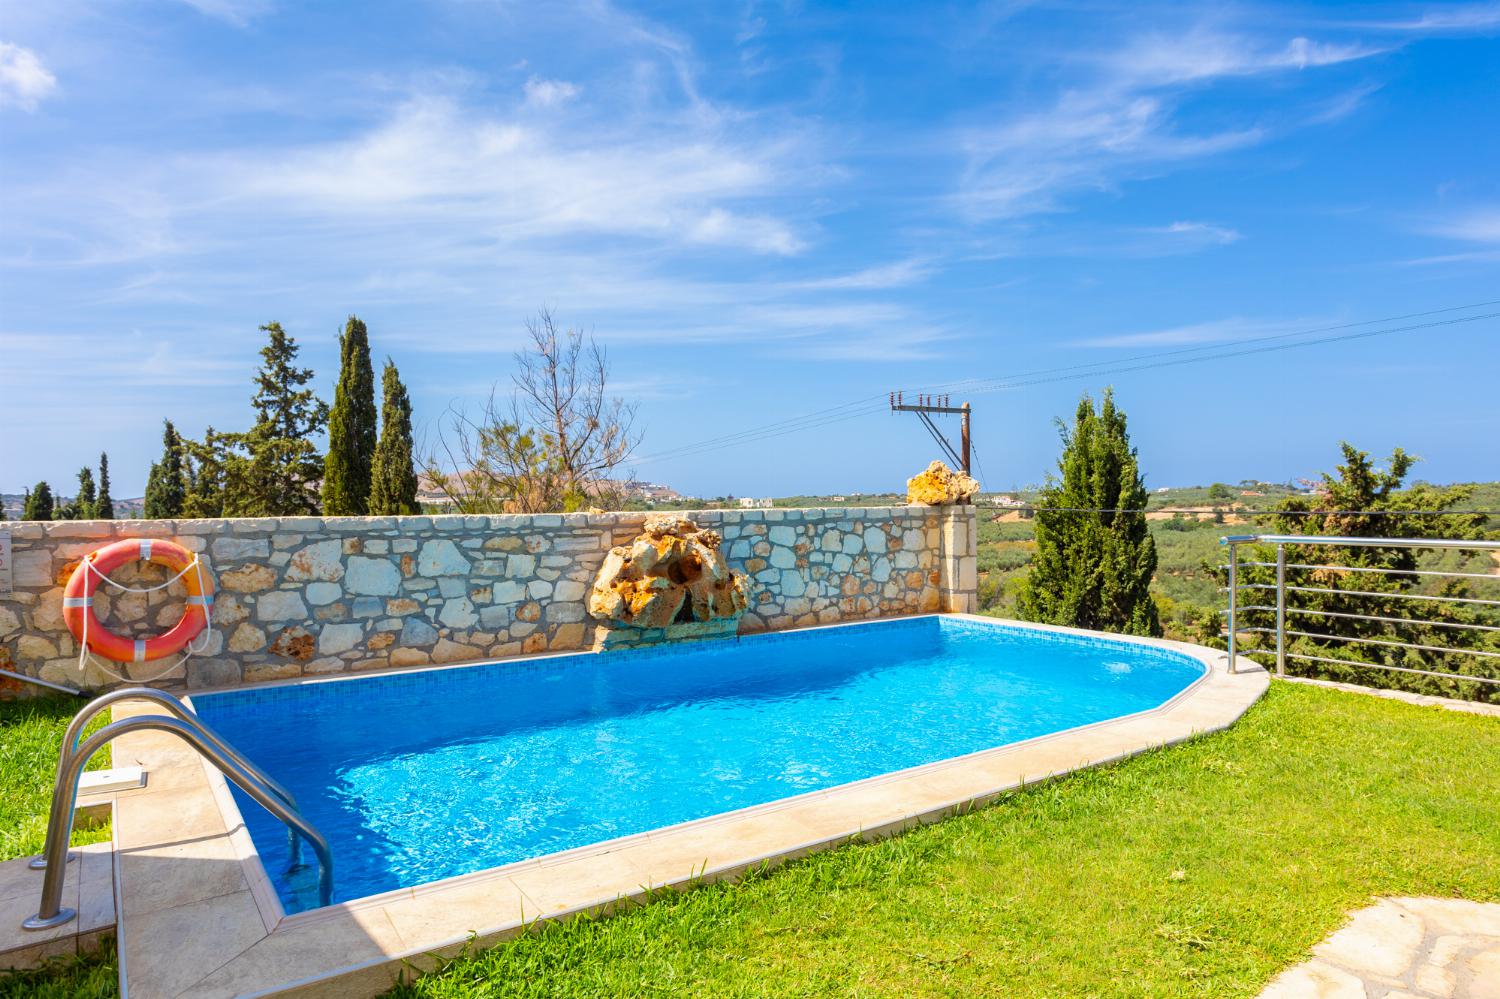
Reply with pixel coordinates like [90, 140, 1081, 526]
[937, 505, 978, 614]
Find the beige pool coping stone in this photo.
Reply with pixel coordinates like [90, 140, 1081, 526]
[111, 613, 1270, 998]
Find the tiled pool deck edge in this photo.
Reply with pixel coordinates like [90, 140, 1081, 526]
[112, 614, 1269, 998]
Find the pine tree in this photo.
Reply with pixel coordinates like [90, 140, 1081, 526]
[23, 481, 55, 521]
[369, 359, 420, 515]
[1018, 389, 1161, 637]
[322, 315, 378, 515]
[144, 420, 187, 519]
[221, 323, 329, 516]
[66, 466, 97, 519]
[95, 452, 114, 520]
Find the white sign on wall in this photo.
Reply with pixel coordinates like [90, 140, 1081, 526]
[0, 528, 10, 594]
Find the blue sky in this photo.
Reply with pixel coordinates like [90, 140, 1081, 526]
[2, 1, 1498, 499]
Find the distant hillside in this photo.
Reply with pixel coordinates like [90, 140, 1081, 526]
[1, 494, 145, 520]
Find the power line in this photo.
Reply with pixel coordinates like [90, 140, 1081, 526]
[621, 302, 1500, 469]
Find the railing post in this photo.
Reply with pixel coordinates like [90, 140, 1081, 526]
[1275, 543, 1287, 677]
[1226, 541, 1239, 674]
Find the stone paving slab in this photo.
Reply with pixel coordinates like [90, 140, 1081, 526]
[1260, 897, 1500, 998]
[0, 840, 116, 971]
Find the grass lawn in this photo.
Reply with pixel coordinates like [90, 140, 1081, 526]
[0, 697, 110, 864]
[391, 682, 1499, 998]
[3, 682, 1497, 997]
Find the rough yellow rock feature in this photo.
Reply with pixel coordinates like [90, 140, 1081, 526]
[587, 514, 749, 628]
[906, 460, 980, 506]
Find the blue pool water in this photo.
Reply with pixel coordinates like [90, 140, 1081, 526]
[191, 617, 1205, 912]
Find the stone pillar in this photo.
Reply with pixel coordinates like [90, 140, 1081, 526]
[937, 505, 978, 613]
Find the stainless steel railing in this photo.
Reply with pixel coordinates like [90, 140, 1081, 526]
[29, 687, 302, 871]
[23, 697, 333, 930]
[1220, 534, 1500, 687]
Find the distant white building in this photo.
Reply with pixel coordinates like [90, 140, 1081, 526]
[738, 497, 774, 509]
[989, 494, 1026, 508]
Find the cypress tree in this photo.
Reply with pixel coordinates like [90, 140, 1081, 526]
[23, 481, 54, 521]
[322, 315, 377, 515]
[95, 452, 114, 520]
[1018, 389, 1161, 637]
[67, 466, 97, 519]
[369, 359, 420, 515]
[144, 420, 187, 518]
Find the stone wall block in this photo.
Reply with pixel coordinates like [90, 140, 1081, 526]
[346, 557, 401, 596]
[417, 540, 470, 577]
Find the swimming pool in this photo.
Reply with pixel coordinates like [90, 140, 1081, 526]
[190, 616, 1207, 914]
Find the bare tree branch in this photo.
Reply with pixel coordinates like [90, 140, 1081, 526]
[422, 310, 642, 513]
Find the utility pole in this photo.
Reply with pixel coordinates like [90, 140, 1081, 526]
[889, 391, 972, 475]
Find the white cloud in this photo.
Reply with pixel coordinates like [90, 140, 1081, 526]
[687, 208, 804, 255]
[791, 258, 934, 290]
[523, 76, 580, 107]
[1430, 208, 1500, 243]
[0, 42, 56, 111]
[1101, 30, 1383, 88]
[193, 95, 809, 255]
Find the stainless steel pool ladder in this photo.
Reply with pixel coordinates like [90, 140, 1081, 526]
[23, 687, 333, 930]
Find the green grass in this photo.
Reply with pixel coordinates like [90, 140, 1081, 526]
[0, 697, 111, 863]
[388, 683, 1500, 998]
[5, 684, 1497, 997]
[0, 940, 117, 999]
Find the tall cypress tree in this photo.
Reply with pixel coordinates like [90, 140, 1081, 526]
[322, 315, 377, 515]
[144, 420, 187, 519]
[23, 481, 55, 521]
[369, 359, 420, 515]
[95, 452, 114, 520]
[1018, 389, 1161, 637]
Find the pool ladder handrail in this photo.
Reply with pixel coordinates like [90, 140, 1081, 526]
[24, 692, 333, 930]
[30, 687, 303, 871]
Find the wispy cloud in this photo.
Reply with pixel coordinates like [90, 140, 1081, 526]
[1072, 316, 1324, 349]
[1151, 221, 1242, 245]
[958, 91, 1262, 218]
[687, 207, 804, 255]
[955, 24, 1386, 220]
[1100, 29, 1384, 87]
[0, 41, 56, 111]
[1429, 207, 1500, 243]
[523, 76, 580, 107]
[175, 0, 274, 28]
[791, 258, 934, 290]
[1352, 4, 1500, 33]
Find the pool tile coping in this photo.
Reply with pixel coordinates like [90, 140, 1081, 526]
[110, 613, 1269, 998]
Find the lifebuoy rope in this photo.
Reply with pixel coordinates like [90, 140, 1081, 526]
[74, 553, 216, 685]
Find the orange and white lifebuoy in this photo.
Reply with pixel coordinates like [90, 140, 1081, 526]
[62, 539, 215, 663]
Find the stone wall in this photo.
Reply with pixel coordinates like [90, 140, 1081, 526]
[0, 506, 977, 693]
